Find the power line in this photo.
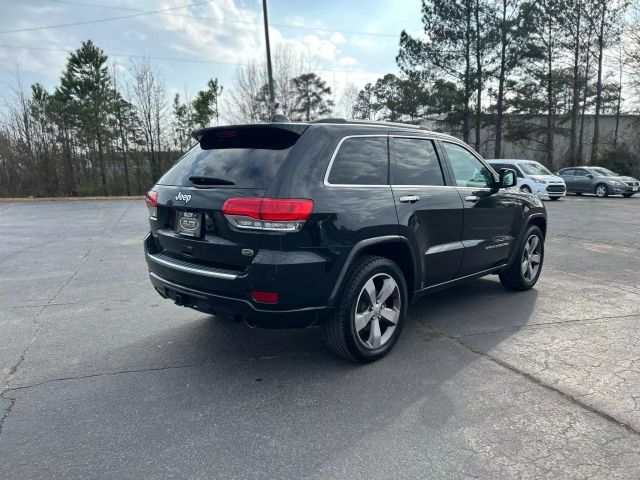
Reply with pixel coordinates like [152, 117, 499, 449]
[47, 0, 401, 38]
[0, 0, 213, 34]
[0, 43, 379, 74]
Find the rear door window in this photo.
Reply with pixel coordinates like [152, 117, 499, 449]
[327, 136, 389, 185]
[560, 169, 574, 176]
[158, 127, 301, 189]
[392, 137, 445, 186]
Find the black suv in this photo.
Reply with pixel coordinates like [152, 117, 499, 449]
[144, 119, 546, 362]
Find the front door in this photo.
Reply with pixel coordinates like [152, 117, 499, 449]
[440, 141, 517, 277]
[390, 135, 464, 288]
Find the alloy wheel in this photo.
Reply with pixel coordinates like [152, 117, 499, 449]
[596, 185, 607, 197]
[354, 273, 401, 349]
[521, 234, 542, 282]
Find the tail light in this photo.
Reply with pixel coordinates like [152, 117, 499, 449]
[222, 198, 313, 232]
[145, 190, 158, 219]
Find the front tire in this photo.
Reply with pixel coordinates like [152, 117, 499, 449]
[322, 255, 408, 363]
[595, 183, 608, 197]
[549, 196, 560, 201]
[499, 226, 544, 291]
[622, 193, 634, 198]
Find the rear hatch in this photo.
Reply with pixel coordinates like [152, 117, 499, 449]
[150, 124, 307, 273]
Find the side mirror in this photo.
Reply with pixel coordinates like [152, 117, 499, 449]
[498, 168, 517, 188]
[586, 173, 593, 179]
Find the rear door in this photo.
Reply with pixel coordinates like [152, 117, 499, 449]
[390, 135, 464, 287]
[559, 168, 576, 191]
[573, 168, 592, 192]
[440, 141, 517, 276]
[150, 125, 304, 273]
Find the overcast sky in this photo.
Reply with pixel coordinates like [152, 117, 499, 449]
[0, 0, 423, 117]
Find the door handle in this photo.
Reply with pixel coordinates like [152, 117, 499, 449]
[465, 195, 479, 202]
[399, 195, 420, 203]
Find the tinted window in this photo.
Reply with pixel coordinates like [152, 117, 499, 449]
[328, 136, 388, 185]
[574, 169, 588, 177]
[158, 127, 300, 189]
[392, 138, 444, 186]
[443, 142, 492, 188]
[559, 169, 574, 176]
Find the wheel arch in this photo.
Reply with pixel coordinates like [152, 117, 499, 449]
[527, 215, 546, 238]
[328, 236, 418, 307]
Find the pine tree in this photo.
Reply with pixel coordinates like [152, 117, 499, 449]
[290, 73, 333, 121]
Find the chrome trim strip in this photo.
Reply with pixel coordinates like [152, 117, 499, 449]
[146, 253, 238, 280]
[425, 241, 465, 255]
[420, 264, 509, 292]
[323, 134, 391, 188]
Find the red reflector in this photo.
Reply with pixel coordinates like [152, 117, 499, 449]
[222, 198, 313, 221]
[145, 190, 158, 207]
[251, 291, 279, 304]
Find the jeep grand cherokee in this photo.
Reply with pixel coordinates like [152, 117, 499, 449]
[144, 119, 547, 362]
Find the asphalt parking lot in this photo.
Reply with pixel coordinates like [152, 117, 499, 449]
[1, 195, 639, 479]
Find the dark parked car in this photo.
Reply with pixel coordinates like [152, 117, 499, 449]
[144, 119, 547, 362]
[556, 166, 639, 197]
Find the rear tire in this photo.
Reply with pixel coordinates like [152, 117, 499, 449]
[322, 255, 408, 363]
[499, 226, 544, 291]
[595, 183, 608, 197]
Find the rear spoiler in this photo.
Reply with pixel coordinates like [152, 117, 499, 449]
[191, 123, 309, 142]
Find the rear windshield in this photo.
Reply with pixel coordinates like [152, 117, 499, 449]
[157, 127, 300, 189]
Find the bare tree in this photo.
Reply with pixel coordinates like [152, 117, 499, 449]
[224, 60, 269, 124]
[129, 60, 167, 183]
[336, 82, 360, 118]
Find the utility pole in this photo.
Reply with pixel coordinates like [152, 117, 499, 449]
[262, 0, 275, 115]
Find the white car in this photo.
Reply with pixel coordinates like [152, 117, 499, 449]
[488, 159, 566, 201]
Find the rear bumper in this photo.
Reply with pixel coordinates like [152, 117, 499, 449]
[144, 233, 334, 328]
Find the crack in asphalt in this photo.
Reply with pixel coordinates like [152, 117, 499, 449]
[1, 361, 212, 396]
[424, 325, 640, 438]
[0, 391, 16, 435]
[0, 250, 91, 436]
[448, 312, 640, 338]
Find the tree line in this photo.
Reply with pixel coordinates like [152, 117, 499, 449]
[0, 40, 336, 197]
[1, 0, 640, 197]
[354, 0, 639, 171]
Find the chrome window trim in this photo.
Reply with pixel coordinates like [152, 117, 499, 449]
[390, 184, 458, 189]
[323, 134, 391, 188]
